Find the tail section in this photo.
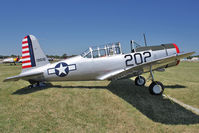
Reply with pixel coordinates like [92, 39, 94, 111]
[22, 36, 36, 69]
[21, 35, 49, 72]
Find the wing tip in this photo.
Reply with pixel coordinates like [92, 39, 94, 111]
[3, 76, 20, 82]
[3, 78, 19, 82]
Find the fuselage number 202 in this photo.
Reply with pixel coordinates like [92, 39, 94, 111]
[124, 52, 151, 66]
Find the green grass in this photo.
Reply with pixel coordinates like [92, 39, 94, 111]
[0, 62, 199, 133]
[151, 62, 199, 108]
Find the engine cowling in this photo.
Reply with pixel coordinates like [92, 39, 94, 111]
[135, 43, 180, 67]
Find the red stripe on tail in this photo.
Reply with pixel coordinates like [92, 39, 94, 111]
[22, 60, 31, 64]
[22, 51, 30, 54]
[22, 46, 29, 49]
[22, 55, 30, 59]
[22, 41, 28, 44]
[22, 65, 32, 69]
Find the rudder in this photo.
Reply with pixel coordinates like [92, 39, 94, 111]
[21, 35, 49, 72]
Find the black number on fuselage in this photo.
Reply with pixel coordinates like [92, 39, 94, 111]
[134, 53, 143, 65]
[124, 55, 134, 66]
[143, 52, 151, 62]
[124, 51, 152, 66]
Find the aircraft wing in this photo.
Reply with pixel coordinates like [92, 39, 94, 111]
[101, 52, 194, 80]
[3, 72, 43, 82]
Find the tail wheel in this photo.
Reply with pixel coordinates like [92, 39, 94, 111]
[149, 81, 164, 95]
[28, 85, 33, 88]
[135, 76, 146, 86]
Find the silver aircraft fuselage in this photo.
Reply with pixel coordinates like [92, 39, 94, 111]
[24, 46, 178, 82]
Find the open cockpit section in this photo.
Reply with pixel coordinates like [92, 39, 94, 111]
[81, 42, 122, 58]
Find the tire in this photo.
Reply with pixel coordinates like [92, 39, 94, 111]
[149, 81, 164, 95]
[28, 85, 33, 88]
[135, 76, 146, 86]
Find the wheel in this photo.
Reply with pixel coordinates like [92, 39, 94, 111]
[39, 82, 46, 87]
[135, 76, 146, 86]
[149, 81, 164, 95]
[28, 85, 33, 88]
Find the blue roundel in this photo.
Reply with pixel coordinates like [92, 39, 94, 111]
[55, 62, 69, 77]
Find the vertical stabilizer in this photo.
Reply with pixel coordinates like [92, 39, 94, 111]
[21, 35, 49, 72]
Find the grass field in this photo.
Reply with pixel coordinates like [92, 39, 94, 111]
[0, 62, 199, 133]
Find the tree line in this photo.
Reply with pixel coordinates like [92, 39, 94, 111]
[0, 54, 77, 59]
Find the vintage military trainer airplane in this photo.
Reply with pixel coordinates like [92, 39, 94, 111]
[2, 57, 20, 65]
[4, 35, 194, 95]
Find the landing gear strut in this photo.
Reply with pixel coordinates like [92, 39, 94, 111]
[148, 66, 164, 95]
[28, 81, 46, 88]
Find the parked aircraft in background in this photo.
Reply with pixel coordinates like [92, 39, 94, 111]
[47, 57, 54, 62]
[4, 35, 194, 95]
[3, 57, 20, 65]
[2, 56, 53, 64]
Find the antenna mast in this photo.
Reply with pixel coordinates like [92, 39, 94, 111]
[143, 33, 147, 46]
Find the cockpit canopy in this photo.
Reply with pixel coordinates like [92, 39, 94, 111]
[81, 42, 122, 58]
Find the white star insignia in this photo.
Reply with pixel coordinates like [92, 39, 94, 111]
[55, 63, 68, 75]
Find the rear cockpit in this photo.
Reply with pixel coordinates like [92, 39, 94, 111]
[81, 42, 122, 58]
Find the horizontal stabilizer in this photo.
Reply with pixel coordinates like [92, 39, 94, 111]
[3, 72, 43, 82]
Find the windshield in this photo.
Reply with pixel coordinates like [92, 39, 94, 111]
[81, 42, 122, 58]
[81, 48, 90, 57]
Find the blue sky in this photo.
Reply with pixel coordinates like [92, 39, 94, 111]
[0, 0, 198, 56]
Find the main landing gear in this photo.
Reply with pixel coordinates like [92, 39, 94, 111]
[149, 81, 164, 95]
[28, 81, 46, 88]
[135, 66, 165, 95]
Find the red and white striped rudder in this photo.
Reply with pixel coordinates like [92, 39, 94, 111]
[22, 36, 35, 69]
[21, 35, 49, 72]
